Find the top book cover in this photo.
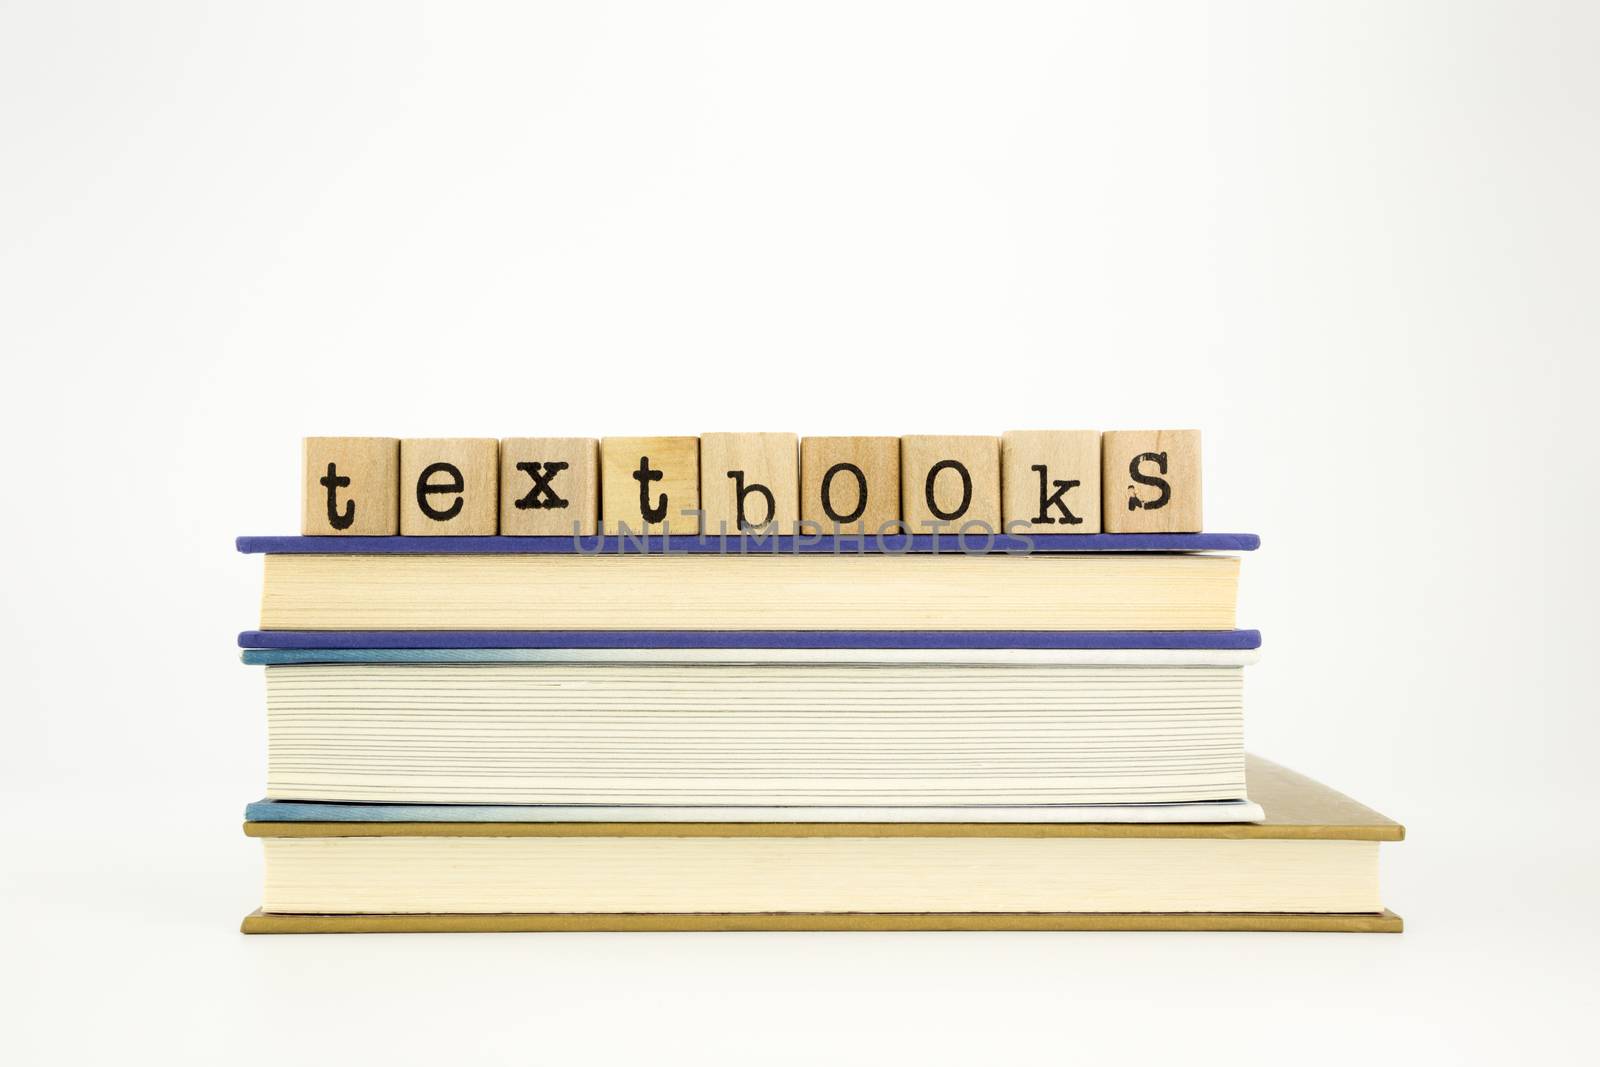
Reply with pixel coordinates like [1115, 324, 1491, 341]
[238, 532, 1259, 555]
[294, 431, 1214, 541]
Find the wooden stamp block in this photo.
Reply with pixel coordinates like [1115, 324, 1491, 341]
[700, 433, 799, 534]
[1001, 430, 1102, 534]
[499, 438, 599, 536]
[600, 437, 701, 534]
[899, 435, 1001, 530]
[799, 437, 901, 531]
[1101, 430, 1203, 533]
[399, 439, 499, 535]
[301, 437, 399, 535]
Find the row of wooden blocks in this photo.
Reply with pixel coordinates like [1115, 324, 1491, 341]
[301, 431, 1203, 536]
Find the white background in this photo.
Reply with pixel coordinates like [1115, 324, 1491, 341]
[3, 2, 1596, 1063]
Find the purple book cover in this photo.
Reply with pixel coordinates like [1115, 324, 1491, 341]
[239, 629, 1261, 650]
[236, 532, 1260, 555]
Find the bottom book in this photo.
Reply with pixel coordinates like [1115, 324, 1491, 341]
[241, 757, 1405, 934]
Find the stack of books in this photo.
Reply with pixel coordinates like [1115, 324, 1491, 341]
[238, 434, 1402, 933]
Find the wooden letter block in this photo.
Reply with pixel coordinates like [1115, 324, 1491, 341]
[900, 435, 1001, 530]
[700, 433, 799, 534]
[1001, 430, 1102, 534]
[400, 438, 499, 535]
[1101, 430, 1202, 533]
[301, 437, 399, 535]
[499, 438, 599, 536]
[799, 437, 901, 531]
[600, 437, 701, 534]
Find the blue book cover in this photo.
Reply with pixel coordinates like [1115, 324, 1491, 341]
[244, 798, 1266, 824]
[237, 532, 1260, 555]
[239, 629, 1262, 652]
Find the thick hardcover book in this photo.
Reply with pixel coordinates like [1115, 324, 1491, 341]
[241, 757, 1404, 933]
[238, 629, 1262, 652]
